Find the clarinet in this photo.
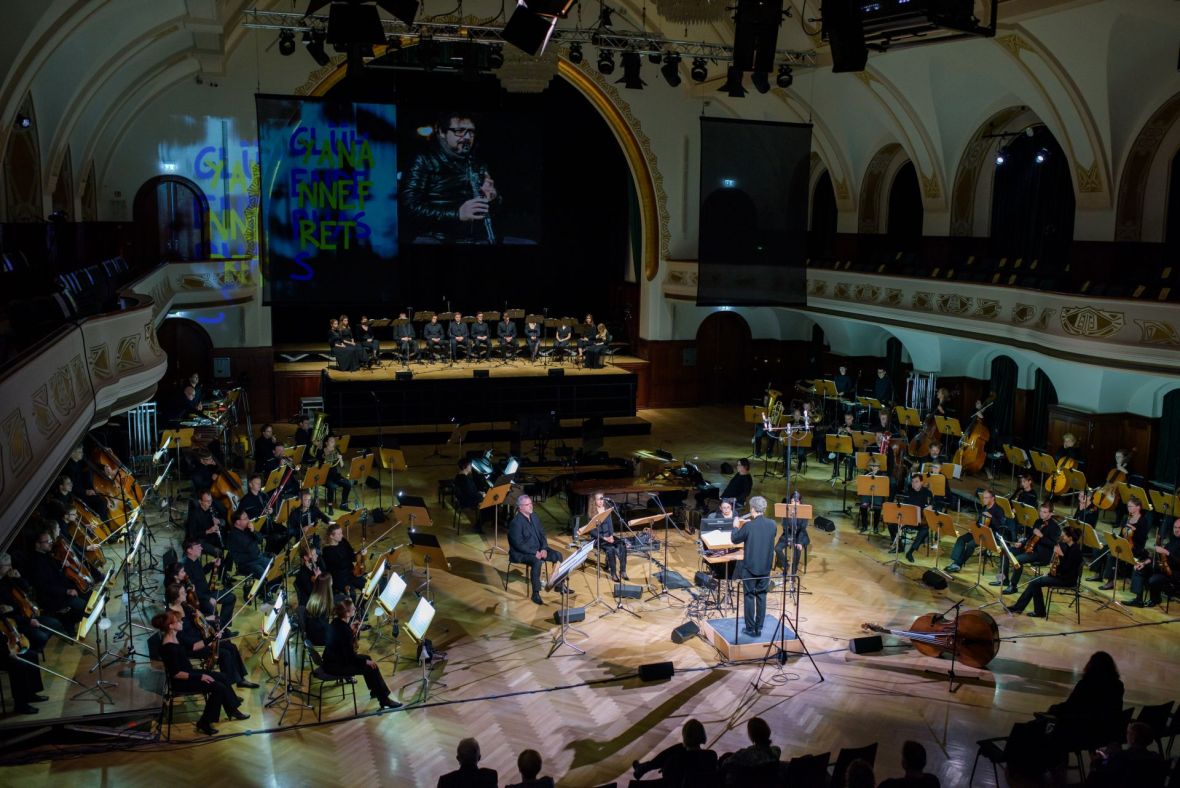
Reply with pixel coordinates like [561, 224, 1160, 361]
[468, 163, 495, 243]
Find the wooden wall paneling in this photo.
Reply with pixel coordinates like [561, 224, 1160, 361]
[612, 359, 650, 409]
[273, 371, 322, 421]
[636, 339, 699, 408]
[217, 348, 275, 424]
[1012, 388, 1031, 446]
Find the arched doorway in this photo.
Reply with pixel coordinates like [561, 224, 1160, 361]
[1156, 388, 1180, 485]
[988, 355, 1018, 448]
[133, 175, 210, 264]
[887, 162, 923, 252]
[990, 125, 1075, 266]
[1030, 368, 1058, 447]
[697, 312, 752, 404]
[158, 318, 213, 393]
[809, 170, 837, 258]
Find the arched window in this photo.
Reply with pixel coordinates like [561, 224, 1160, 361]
[809, 170, 838, 259]
[132, 176, 209, 263]
[990, 126, 1075, 267]
[887, 161, 922, 251]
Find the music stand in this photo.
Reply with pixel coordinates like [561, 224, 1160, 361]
[546, 541, 595, 657]
[1002, 444, 1031, 489]
[408, 531, 449, 603]
[72, 594, 116, 703]
[480, 483, 512, 560]
[395, 494, 434, 529]
[264, 467, 287, 494]
[859, 397, 884, 414]
[337, 435, 351, 453]
[1095, 535, 1135, 617]
[346, 453, 374, 510]
[925, 473, 948, 500]
[246, 557, 274, 603]
[158, 427, 193, 523]
[1029, 450, 1056, 493]
[248, 591, 285, 660]
[264, 613, 309, 723]
[992, 494, 1014, 521]
[856, 475, 890, 535]
[881, 502, 921, 573]
[285, 444, 307, 467]
[372, 572, 410, 661]
[744, 405, 765, 424]
[935, 416, 963, 439]
[1149, 490, 1178, 519]
[825, 434, 854, 513]
[577, 509, 614, 614]
[335, 509, 368, 542]
[1012, 503, 1039, 533]
[894, 406, 922, 435]
[923, 509, 955, 578]
[402, 597, 445, 703]
[303, 463, 329, 504]
[962, 524, 1004, 599]
[1064, 468, 1087, 494]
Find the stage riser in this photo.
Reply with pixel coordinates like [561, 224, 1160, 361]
[322, 370, 637, 427]
[345, 420, 652, 447]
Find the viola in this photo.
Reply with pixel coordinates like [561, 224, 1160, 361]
[862, 608, 1000, 669]
[10, 586, 38, 619]
[1, 616, 30, 658]
[1023, 518, 1056, 554]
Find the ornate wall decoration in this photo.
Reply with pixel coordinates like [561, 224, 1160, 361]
[1075, 160, 1103, 194]
[666, 267, 698, 287]
[972, 299, 1002, 319]
[834, 283, 851, 300]
[1011, 303, 1036, 324]
[50, 366, 76, 415]
[919, 171, 941, 200]
[853, 284, 880, 302]
[70, 355, 88, 401]
[883, 288, 903, 306]
[1113, 91, 1180, 242]
[1135, 319, 1180, 346]
[1036, 307, 1056, 330]
[912, 292, 933, 311]
[1060, 306, 1123, 338]
[2, 410, 32, 476]
[116, 335, 142, 371]
[937, 293, 971, 315]
[858, 143, 903, 234]
[31, 385, 59, 438]
[88, 343, 112, 379]
[145, 321, 160, 355]
[808, 279, 828, 297]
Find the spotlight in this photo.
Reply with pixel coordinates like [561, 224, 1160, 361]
[14, 113, 31, 129]
[719, 65, 746, 98]
[660, 52, 682, 87]
[995, 152, 1005, 165]
[278, 29, 296, 56]
[568, 42, 583, 64]
[776, 64, 793, 88]
[304, 29, 331, 66]
[1034, 150, 1048, 164]
[617, 51, 645, 89]
[597, 49, 615, 75]
[648, 52, 662, 65]
[750, 70, 770, 94]
[690, 57, 708, 83]
[488, 44, 504, 69]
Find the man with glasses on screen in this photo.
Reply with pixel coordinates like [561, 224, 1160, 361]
[401, 112, 499, 244]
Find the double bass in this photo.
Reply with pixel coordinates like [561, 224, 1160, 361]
[88, 441, 145, 507]
[953, 399, 993, 475]
[862, 608, 1000, 669]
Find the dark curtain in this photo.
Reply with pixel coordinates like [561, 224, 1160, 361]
[1030, 369, 1057, 448]
[807, 323, 825, 380]
[1155, 389, 1180, 486]
[808, 170, 837, 259]
[887, 161, 923, 252]
[885, 337, 903, 401]
[990, 126, 1075, 268]
[988, 356, 1018, 451]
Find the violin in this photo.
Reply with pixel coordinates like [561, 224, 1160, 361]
[862, 608, 1000, 669]
[10, 586, 38, 619]
[1, 616, 30, 658]
[51, 537, 93, 593]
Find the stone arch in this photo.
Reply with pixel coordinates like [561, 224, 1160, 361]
[2, 93, 43, 222]
[949, 106, 1040, 237]
[1114, 91, 1180, 242]
[858, 143, 908, 234]
[50, 145, 73, 218]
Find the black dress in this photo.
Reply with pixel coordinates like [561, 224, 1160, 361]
[322, 617, 390, 700]
[159, 640, 240, 724]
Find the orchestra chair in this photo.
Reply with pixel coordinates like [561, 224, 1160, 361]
[503, 556, 549, 594]
[970, 720, 1045, 787]
[1044, 568, 1083, 625]
[161, 675, 212, 741]
[782, 751, 828, 786]
[1134, 701, 1174, 755]
[303, 638, 358, 722]
[829, 742, 878, 787]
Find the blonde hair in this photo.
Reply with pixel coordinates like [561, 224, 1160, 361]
[306, 575, 334, 620]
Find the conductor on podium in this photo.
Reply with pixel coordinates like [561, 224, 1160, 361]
[731, 496, 776, 637]
[507, 495, 566, 605]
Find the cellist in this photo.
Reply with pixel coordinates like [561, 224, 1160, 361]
[0, 551, 59, 654]
[163, 582, 256, 689]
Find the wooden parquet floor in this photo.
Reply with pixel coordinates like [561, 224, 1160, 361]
[4, 404, 1178, 787]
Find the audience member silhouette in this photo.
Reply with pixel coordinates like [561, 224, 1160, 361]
[437, 737, 498, 788]
[877, 741, 939, 788]
[506, 748, 555, 788]
[631, 718, 718, 787]
[717, 717, 783, 787]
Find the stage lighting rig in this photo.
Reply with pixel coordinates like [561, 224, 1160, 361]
[750, 70, 770, 93]
[719, 65, 747, 97]
[617, 50, 645, 89]
[303, 29, 332, 65]
[278, 29, 297, 55]
[568, 42, 584, 63]
[776, 63, 793, 87]
[690, 57, 709, 82]
[597, 49, 615, 74]
[822, 0, 998, 72]
[661, 52, 682, 87]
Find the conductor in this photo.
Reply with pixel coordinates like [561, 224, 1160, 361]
[507, 495, 567, 605]
[731, 496, 776, 637]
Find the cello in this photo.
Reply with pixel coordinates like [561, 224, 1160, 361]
[88, 440, 145, 507]
[1044, 434, 1079, 495]
[953, 399, 993, 476]
[861, 608, 1000, 669]
[1092, 449, 1134, 511]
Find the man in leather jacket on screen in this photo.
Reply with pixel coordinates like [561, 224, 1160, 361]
[401, 112, 500, 243]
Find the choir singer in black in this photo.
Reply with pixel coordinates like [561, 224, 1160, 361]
[497, 313, 517, 358]
[731, 496, 776, 637]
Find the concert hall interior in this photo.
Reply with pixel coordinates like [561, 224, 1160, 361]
[3, 1, 1180, 786]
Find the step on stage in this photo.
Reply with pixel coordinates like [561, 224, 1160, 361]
[321, 358, 639, 428]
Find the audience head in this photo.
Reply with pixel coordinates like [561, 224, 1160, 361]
[1083, 651, 1120, 682]
[456, 737, 481, 766]
[901, 740, 927, 774]
[1127, 721, 1153, 749]
[737, 458, 750, 473]
[516, 749, 542, 780]
[746, 716, 771, 746]
[844, 759, 875, 788]
[682, 718, 706, 749]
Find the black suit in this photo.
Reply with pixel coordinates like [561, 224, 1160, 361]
[497, 320, 517, 356]
[185, 503, 226, 557]
[437, 765, 499, 788]
[774, 508, 809, 576]
[1011, 541, 1082, 616]
[396, 322, 418, 360]
[524, 323, 541, 360]
[590, 508, 628, 578]
[183, 555, 235, 623]
[448, 321, 469, 359]
[508, 510, 563, 596]
[731, 514, 776, 633]
[423, 322, 445, 360]
[470, 320, 490, 358]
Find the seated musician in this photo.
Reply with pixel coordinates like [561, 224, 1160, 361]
[589, 493, 629, 582]
[553, 320, 573, 358]
[946, 489, 1006, 573]
[577, 313, 594, 359]
[995, 501, 1060, 595]
[454, 458, 485, 533]
[329, 317, 364, 372]
[323, 598, 401, 710]
[696, 458, 752, 510]
[182, 539, 235, 628]
[1073, 488, 1100, 528]
[703, 499, 737, 531]
[224, 509, 278, 600]
[857, 458, 888, 533]
[153, 610, 249, 736]
[497, 314, 517, 357]
[888, 474, 934, 564]
[1128, 517, 1180, 608]
[524, 319, 542, 361]
[258, 442, 301, 499]
[932, 387, 953, 418]
[507, 495, 568, 605]
[238, 473, 271, 522]
[339, 315, 367, 367]
[295, 543, 329, 607]
[395, 312, 418, 361]
[322, 523, 365, 599]
[0, 605, 47, 714]
[423, 314, 446, 360]
[1009, 525, 1082, 617]
[303, 574, 333, 646]
[828, 411, 857, 481]
[448, 312, 469, 360]
[0, 551, 60, 654]
[187, 447, 218, 495]
[27, 529, 87, 632]
[64, 445, 105, 514]
[311, 434, 352, 514]
[282, 489, 329, 553]
[782, 402, 814, 473]
[470, 312, 491, 360]
[293, 415, 313, 450]
[185, 488, 226, 557]
[253, 424, 277, 469]
[164, 583, 256, 688]
[584, 323, 611, 369]
[774, 493, 809, 577]
[357, 315, 381, 363]
[1090, 496, 1151, 590]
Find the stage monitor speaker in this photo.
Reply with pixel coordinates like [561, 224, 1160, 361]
[553, 607, 585, 625]
[613, 583, 642, 599]
[849, 635, 883, 654]
[638, 661, 675, 681]
[671, 622, 699, 644]
[694, 571, 718, 590]
[473, 369, 490, 379]
[396, 370, 413, 381]
[815, 516, 836, 533]
[502, 6, 558, 56]
[548, 368, 564, 377]
[822, 1, 868, 73]
[922, 570, 948, 590]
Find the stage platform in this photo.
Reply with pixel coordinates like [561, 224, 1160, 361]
[316, 357, 642, 428]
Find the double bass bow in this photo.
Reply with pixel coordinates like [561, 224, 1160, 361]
[861, 608, 1000, 669]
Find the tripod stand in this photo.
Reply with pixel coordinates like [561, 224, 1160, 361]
[643, 495, 683, 605]
[750, 569, 823, 688]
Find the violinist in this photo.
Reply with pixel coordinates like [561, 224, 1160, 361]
[995, 501, 1060, 596]
[946, 489, 1006, 573]
[1009, 525, 1083, 618]
[311, 435, 352, 514]
[1128, 517, 1180, 608]
[1090, 496, 1152, 590]
[164, 582, 257, 688]
[876, 409, 901, 484]
[589, 493, 629, 582]
[1073, 488, 1100, 528]
[185, 489, 225, 557]
[889, 474, 934, 564]
[0, 606, 48, 715]
[182, 539, 236, 629]
[0, 552, 58, 654]
[253, 424, 277, 468]
[285, 489, 329, 552]
[152, 610, 249, 736]
[303, 575, 334, 646]
[225, 510, 278, 601]
[323, 598, 401, 710]
[295, 542, 328, 607]
[321, 523, 364, 598]
[27, 529, 86, 630]
[238, 474, 270, 521]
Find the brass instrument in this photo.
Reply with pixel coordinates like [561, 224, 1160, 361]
[310, 412, 329, 449]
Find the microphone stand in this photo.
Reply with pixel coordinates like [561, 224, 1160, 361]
[645, 493, 684, 605]
[370, 391, 387, 521]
